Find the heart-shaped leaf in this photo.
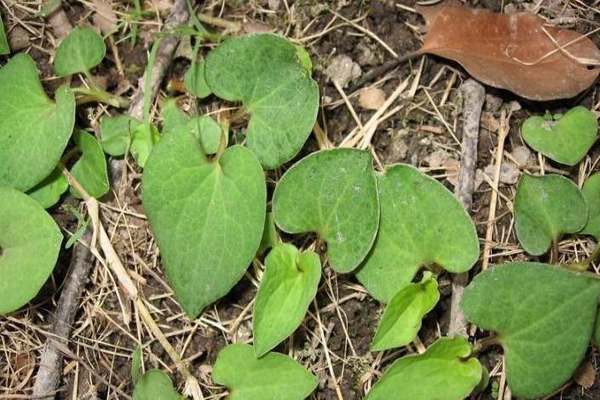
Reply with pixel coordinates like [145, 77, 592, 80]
[582, 173, 600, 241]
[522, 107, 597, 166]
[462, 262, 600, 398]
[213, 343, 318, 400]
[100, 114, 141, 156]
[0, 14, 9, 54]
[133, 370, 185, 400]
[0, 187, 63, 314]
[142, 127, 266, 318]
[515, 174, 587, 256]
[272, 148, 379, 273]
[131, 123, 160, 168]
[27, 167, 68, 209]
[70, 130, 110, 199]
[365, 337, 482, 400]
[184, 60, 211, 99]
[356, 164, 479, 303]
[54, 26, 106, 76]
[371, 273, 439, 352]
[0, 54, 75, 192]
[254, 244, 321, 357]
[205, 33, 319, 169]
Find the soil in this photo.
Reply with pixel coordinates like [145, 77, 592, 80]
[1, 0, 600, 399]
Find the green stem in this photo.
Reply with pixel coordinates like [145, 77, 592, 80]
[568, 243, 600, 272]
[469, 335, 500, 358]
[72, 87, 131, 108]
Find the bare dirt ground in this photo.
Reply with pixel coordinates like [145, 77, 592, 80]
[1, 0, 600, 399]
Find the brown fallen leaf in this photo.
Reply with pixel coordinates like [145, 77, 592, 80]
[358, 87, 386, 110]
[415, 2, 600, 100]
[92, 0, 117, 35]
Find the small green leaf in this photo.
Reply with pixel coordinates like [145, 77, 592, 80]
[213, 343, 318, 400]
[522, 107, 597, 166]
[258, 212, 278, 255]
[365, 337, 482, 400]
[371, 273, 439, 352]
[142, 127, 266, 318]
[131, 123, 161, 168]
[0, 14, 9, 55]
[462, 262, 600, 398]
[582, 173, 600, 241]
[100, 114, 141, 156]
[205, 33, 319, 169]
[273, 148, 379, 273]
[356, 164, 479, 303]
[184, 60, 211, 98]
[515, 174, 587, 256]
[254, 244, 321, 357]
[162, 99, 189, 135]
[27, 168, 68, 209]
[69, 130, 110, 199]
[0, 187, 63, 314]
[0, 54, 75, 192]
[131, 345, 142, 385]
[133, 370, 185, 400]
[54, 26, 106, 77]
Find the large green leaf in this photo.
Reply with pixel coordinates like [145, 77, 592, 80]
[70, 130, 110, 199]
[213, 343, 318, 400]
[133, 370, 186, 400]
[54, 26, 106, 76]
[27, 167, 68, 209]
[0, 14, 9, 54]
[522, 107, 597, 166]
[515, 174, 587, 256]
[0, 54, 75, 192]
[272, 148, 379, 273]
[142, 127, 266, 318]
[205, 33, 319, 169]
[253, 244, 321, 357]
[0, 187, 63, 314]
[582, 173, 600, 241]
[371, 273, 439, 352]
[462, 262, 600, 399]
[356, 164, 479, 303]
[365, 337, 482, 400]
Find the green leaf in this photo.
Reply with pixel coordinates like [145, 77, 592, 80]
[54, 26, 106, 77]
[27, 168, 69, 209]
[131, 123, 161, 168]
[462, 262, 600, 399]
[258, 212, 278, 255]
[184, 60, 211, 98]
[0, 187, 63, 314]
[272, 148, 379, 273]
[162, 99, 189, 134]
[593, 310, 600, 347]
[133, 370, 185, 400]
[142, 127, 266, 318]
[515, 174, 587, 256]
[36, 0, 61, 18]
[69, 130, 110, 199]
[254, 244, 321, 357]
[0, 14, 9, 55]
[100, 114, 141, 156]
[365, 337, 482, 400]
[522, 107, 597, 166]
[131, 345, 142, 385]
[582, 173, 600, 241]
[371, 273, 439, 352]
[0, 54, 75, 192]
[205, 33, 319, 169]
[213, 343, 318, 400]
[356, 164, 479, 303]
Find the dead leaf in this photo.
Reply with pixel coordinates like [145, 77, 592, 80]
[415, 2, 600, 100]
[574, 361, 596, 389]
[358, 87, 386, 110]
[92, 0, 117, 35]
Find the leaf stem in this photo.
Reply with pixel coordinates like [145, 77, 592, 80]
[470, 335, 500, 357]
[568, 243, 600, 271]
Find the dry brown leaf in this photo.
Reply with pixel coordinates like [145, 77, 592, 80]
[574, 361, 596, 389]
[92, 0, 117, 35]
[415, 2, 600, 100]
[358, 87, 386, 110]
